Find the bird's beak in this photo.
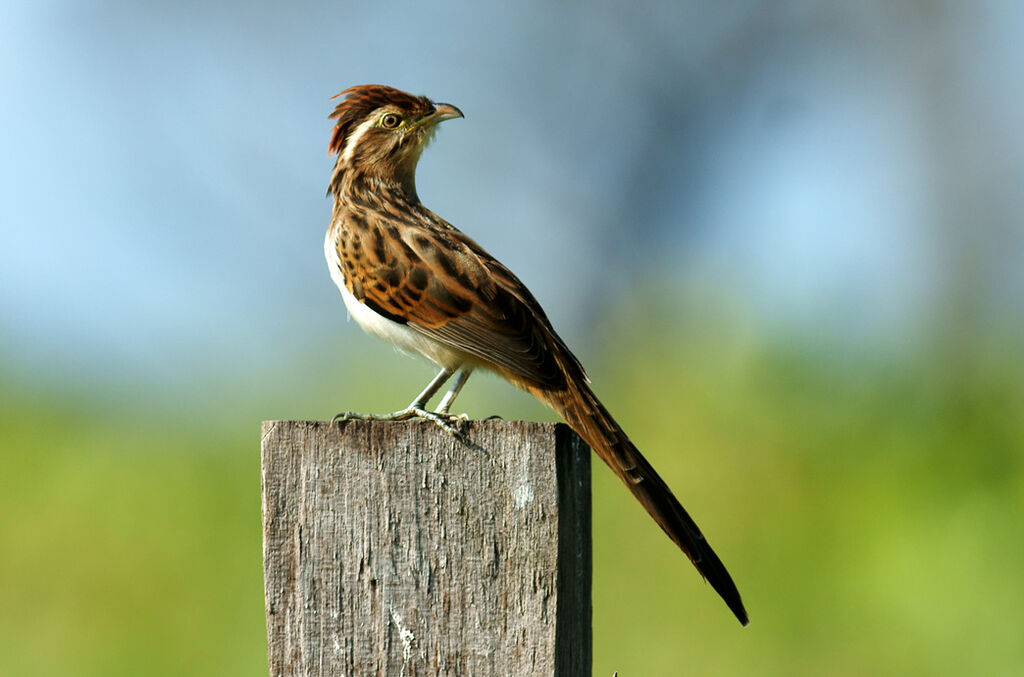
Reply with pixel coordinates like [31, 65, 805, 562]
[427, 102, 464, 124]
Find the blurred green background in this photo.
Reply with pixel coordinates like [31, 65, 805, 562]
[3, 1, 1023, 675]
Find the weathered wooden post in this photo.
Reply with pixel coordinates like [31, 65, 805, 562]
[261, 419, 592, 676]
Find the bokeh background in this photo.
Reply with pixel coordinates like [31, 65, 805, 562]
[3, 1, 1023, 674]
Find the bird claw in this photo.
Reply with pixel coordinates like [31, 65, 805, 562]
[409, 407, 466, 437]
[332, 407, 466, 437]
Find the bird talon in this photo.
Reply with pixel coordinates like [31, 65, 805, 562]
[410, 408, 464, 436]
[332, 406, 465, 437]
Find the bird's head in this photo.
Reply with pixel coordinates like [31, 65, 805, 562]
[328, 85, 463, 196]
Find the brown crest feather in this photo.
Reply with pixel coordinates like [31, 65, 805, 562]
[329, 85, 434, 155]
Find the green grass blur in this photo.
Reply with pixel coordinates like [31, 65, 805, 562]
[2, 302, 1022, 675]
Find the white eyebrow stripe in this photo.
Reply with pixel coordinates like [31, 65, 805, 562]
[339, 114, 380, 165]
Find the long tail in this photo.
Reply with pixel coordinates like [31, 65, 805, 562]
[536, 373, 749, 625]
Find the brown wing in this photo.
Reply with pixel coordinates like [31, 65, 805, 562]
[334, 209, 576, 390]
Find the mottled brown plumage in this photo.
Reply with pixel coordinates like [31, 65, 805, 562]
[324, 85, 748, 625]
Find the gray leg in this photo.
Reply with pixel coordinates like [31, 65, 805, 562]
[410, 367, 454, 409]
[435, 368, 473, 414]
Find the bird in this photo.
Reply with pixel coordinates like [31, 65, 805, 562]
[323, 84, 748, 626]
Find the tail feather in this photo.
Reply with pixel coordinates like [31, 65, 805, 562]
[537, 375, 749, 626]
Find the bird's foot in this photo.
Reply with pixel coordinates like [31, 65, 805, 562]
[332, 407, 466, 437]
[433, 406, 470, 420]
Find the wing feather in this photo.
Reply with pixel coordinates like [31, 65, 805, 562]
[334, 211, 573, 389]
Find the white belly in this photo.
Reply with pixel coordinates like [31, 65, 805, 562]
[325, 229, 466, 369]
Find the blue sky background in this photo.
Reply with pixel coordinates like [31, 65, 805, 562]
[2, 0, 1022, 391]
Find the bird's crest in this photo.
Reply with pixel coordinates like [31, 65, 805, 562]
[329, 85, 433, 155]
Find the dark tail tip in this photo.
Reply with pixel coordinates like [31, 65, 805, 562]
[711, 572, 749, 626]
[732, 600, 750, 626]
[697, 536, 749, 626]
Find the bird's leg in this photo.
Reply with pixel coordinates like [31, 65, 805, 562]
[435, 367, 473, 416]
[332, 367, 466, 436]
[408, 367, 455, 409]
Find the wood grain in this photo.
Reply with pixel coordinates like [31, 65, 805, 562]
[261, 419, 591, 676]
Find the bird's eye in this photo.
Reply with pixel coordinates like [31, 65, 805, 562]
[381, 113, 402, 129]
